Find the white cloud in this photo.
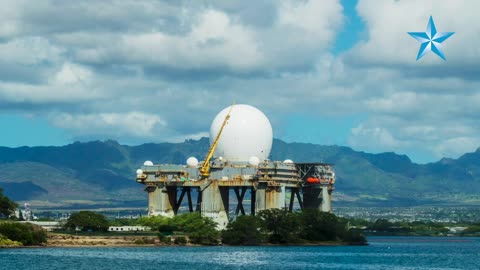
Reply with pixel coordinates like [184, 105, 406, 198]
[50, 63, 92, 85]
[51, 112, 166, 137]
[0, 62, 101, 103]
[0, 37, 62, 65]
[118, 9, 262, 71]
[278, 0, 343, 39]
[165, 132, 210, 143]
[433, 137, 480, 159]
[349, 124, 400, 151]
[349, 0, 480, 67]
[340, 0, 480, 161]
[0, 0, 479, 163]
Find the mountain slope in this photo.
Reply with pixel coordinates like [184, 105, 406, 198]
[0, 138, 479, 208]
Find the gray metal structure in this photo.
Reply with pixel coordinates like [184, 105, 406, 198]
[136, 160, 335, 229]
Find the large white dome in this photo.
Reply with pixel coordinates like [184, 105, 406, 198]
[210, 104, 273, 162]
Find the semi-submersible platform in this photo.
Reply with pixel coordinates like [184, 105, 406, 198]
[135, 104, 335, 228]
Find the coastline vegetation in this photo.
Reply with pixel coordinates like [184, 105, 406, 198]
[348, 218, 480, 237]
[109, 209, 366, 246]
[0, 233, 23, 247]
[222, 209, 366, 245]
[63, 211, 110, 232]
[0, 187, 17, 219]
[1, 188, 48, 247]
[0, 222, 47, 246]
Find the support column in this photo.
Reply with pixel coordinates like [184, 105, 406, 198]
[201, 181, 229, 229]
[302, 185, 323, 211]
[321, 184, 332, 212]
[265, 185, 286, 209]
[147, 184, 174, 218]
[255, 183, 266, 213]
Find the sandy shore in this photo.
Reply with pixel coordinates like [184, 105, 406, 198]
[46, 233, 366, 247]
[47, 233, 162, 247]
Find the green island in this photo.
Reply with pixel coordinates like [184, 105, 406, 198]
[3, 185, 480, 247]
[348, 218, 480, 237]
[47, 209, 367, 246]
[2, 186, 366, 247]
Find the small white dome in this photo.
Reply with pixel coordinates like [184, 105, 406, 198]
[136, 169, 144, 175]
[283, 159, 294, 164]
[248, 156, 260, 166]
[218, 156, 223, 161]
[186, 157, 199, 167]
[143, 160, 154, 166]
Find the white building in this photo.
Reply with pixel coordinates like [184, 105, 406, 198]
[19, 221, 61, 231]
[108, 226, 150, 232]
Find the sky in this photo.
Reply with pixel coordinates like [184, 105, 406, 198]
[0, 0, 479, 164]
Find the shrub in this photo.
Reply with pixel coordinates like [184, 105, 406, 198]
[0, 222, 47, 246]
[174, 236, 187, 245]
[136, 216, 167, 228]
[221, 215, 264, 245]
[158, 233, 173, 244]
[342, 229, 367, 244]
[297, 209, 338, 242]
[164, 236, 172, 245]
[172, 213, 219, 245]
[258, 209, 300, 244]
[0, 233, 22, 246]
[134, 239, 145, 245]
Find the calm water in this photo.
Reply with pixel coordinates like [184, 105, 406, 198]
[1, 237, 479, 270]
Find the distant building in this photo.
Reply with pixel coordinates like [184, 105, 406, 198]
[446, 227, 467, 233]
[108, 226, 150, 232]
[19, 221, 61, 232]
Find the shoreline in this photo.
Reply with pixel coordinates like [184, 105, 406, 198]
[46, 233, 367, 247]
[1, 233, 368, 248]
[3, 243, 368, 248]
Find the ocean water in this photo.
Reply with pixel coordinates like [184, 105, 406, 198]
[1, 237, 479, 270]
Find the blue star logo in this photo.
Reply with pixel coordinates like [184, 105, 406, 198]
[408, 16, 454, 61]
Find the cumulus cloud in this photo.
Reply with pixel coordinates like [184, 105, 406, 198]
[0, 0, 479, 162]
[346, 0, 480, 72]
[339, 0, 480, 161]
[117, 9, 262, 72]
[51, 112, 166, 137]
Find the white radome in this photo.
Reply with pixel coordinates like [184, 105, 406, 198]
[248, 156, 260, 166]
[143, 160, 154, 166]
[283, 159, 294, 164]
[210, 104, 273, 162]
[186, 157, 199, 167]
[136, 169, 143, 175]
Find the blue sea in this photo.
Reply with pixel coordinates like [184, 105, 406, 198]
[1, 237, 479, 270]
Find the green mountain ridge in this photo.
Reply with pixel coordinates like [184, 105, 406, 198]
[1, 138, 480, 208]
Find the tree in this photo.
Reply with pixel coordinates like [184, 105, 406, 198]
[298, 209, 338, 241]
[64, 211, 109, 232]
[0, 222, 47, 245]
[0, 188, 17, 218]
[258, 209, 299, 244]
[221, 215, 264, 245]
[171, 213, 220, 245]
[369, 218, 394, 232]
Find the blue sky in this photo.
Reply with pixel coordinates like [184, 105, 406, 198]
[0, 0, 478, 164]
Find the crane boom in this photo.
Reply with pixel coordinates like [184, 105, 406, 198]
[199, 105, 233, 178]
